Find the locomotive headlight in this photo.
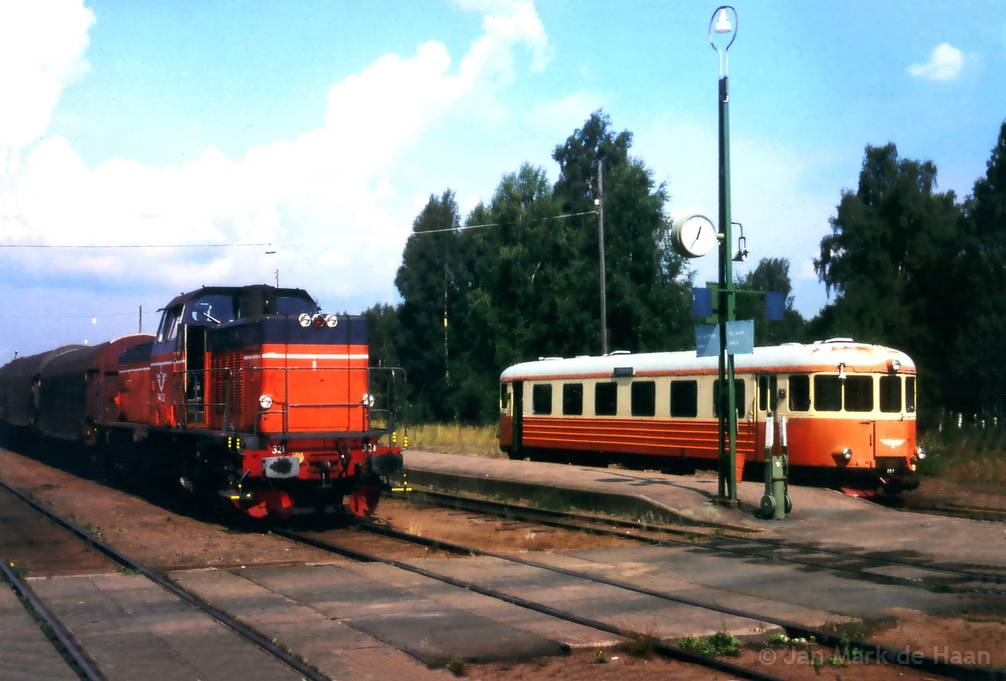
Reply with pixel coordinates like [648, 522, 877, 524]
[842, 448, 853, 461]
[324, 314, 339, 328]
[259, 394, 273, 409]
[298, 313, 312, 328]
[312, 314, 325, 328]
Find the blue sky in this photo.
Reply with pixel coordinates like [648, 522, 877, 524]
[1, 0, 1004, 358]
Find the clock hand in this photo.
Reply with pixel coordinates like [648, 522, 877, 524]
[691, 224, 702, 247]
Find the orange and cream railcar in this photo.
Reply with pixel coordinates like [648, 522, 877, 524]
[498, 340, 923, 493]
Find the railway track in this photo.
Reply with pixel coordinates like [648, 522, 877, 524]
[277, 520, 1005, 681]
[0, 478, 331, 681]
[399, 488, 1006, 594]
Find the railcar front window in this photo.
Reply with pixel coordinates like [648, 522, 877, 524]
[562, 383, 583, 415]
[532, 384, 552, 414]
[670, 380, 698, 417]
[631, 381, 655, 417]
[880, 376, 901, 413]
[906, 376, 916, 413]
[595, 382, 617, 416]
[814, 375, 842, 412]
[844, 375, 873, 412]
[788, 375, 810, 411]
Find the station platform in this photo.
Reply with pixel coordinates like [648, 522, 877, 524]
[403, 451, 1006, 571]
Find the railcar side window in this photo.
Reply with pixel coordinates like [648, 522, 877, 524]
[844, 376, 873, 412]
[905, 376, 916, 413]
[758, 376, 779, 412]
[713, 380, 746, 418]
[670, 380, 698, 417]
[879, 376, 901, 413]
[595, 382, 618, 416]
[814, 375, 842, 412]
[500, 384, 510, 413]
[562, 383, 583, 415]
[788, 375, 810, 411]
[631, 381, 656, 417]
[532, 384, 552, 414]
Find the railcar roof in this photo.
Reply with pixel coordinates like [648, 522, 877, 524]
[500, 340, 915, 381]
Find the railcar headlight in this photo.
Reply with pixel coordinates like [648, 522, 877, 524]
[842, 448, 853, 461]
[298, 313, 312, 328]
[313, 313, 325, 328]
[890, 359, 902, 372]
[259, 394, 273, 409]
[915, 446, 926, 460]
[325, 314, 339, 328]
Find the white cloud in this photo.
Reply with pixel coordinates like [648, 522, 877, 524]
[0, 0, 550, 324]
[0, 0, 94, 149]
[907, 42, 964, 81]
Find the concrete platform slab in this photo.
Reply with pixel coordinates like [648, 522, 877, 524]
[30, 573, 305, 681]
[171, 568, 451, 681]
[239, 563, 567, 665]
[405, 450, 1006, 569]
[0, 585, 78, 681]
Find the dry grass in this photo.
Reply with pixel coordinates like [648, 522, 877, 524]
[408, 423, 504, 458]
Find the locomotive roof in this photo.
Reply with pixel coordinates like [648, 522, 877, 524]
[500, 340, 915, 381]
[160, 284, 316, 311]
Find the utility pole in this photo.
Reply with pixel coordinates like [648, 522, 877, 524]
[597, 159, 608, 356]
[274, 269, 279, 288]
[138, 305, 143, 333]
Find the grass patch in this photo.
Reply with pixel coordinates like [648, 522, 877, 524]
[678, 631, 742, 657]
[445, 655, 466, 676]
[409, 423, 502, 458]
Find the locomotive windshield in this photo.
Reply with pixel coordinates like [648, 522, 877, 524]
[184, 289, 319, 325]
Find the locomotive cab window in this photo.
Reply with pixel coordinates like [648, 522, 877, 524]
[156, 306, 182, 343]
[880, 376, 901, 413]
[631, 381, 655, 417]
[788, 375, 810, 411]
[844, 375, 874, 412]
[500, 384, 510, 413]
[532, 384, 552, 415]
[562, 383, 583, 415]
[670, 380, 698, 417]
[905, 376, 916, 413]
[595, 382, 618, 416]
[713, 379, 746, 418]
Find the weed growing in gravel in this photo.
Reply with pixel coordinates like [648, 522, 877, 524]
[446, 656, 466, 676]
[678, 631, 742, 657]
[593, 649, 609, 664]
[620, 633, 658, 658]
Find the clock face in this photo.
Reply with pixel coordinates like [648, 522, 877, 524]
[672, 215, 717, 258]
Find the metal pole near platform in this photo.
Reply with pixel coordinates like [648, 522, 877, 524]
[710, 5, 739, 503]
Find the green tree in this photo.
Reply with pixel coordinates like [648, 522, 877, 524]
[950, 121, 1006, 419]
[812, 143, 961, 422]
[393, 191, 464, 422]
[735, 258, 806, 345]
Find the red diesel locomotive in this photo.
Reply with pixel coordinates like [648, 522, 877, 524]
[0, 284, 404, 519]
[499, 340, 924, 494]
